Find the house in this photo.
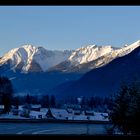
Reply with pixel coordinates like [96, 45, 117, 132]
[66, 108, 73, 113]
[51, 108, 70, 120]
[19, 104, 31, 118]
[74, 110, 81, 115]
[19, 108, 30, 118]
[30, 104, 41, 111]
[29, 110, 46, 119]
[101, 113, 108, 119]
[40, 108, 48, 112]
[84, 110, 94, 116]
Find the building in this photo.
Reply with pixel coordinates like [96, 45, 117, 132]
[30, 104, 41, 111]
[84, 110, 94, 116]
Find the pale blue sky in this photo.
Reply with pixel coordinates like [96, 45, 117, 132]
[0, 6, 140, 56]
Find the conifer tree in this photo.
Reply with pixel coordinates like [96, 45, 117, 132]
[0, 76, 13, 113]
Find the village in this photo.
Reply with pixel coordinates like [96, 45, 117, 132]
[0, 103, 109, 122]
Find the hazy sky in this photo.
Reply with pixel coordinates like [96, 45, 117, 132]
[0, 6, 140, 56]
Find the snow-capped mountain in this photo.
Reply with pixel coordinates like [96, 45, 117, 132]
[49, 40, 140, 73]
[68, 40, 140, 65]
[1, 40, 140, 74]
[0, 45, 73, 72]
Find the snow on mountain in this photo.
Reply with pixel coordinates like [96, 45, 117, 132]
[48, 45, 116, 73]
[0, 45, 73, 72]
[1, 40, 140, 73]
[114, 40, 140, 57]
[49, 40, 140, 73]
[22, 46, 72, 72]
[88, 40, 140, 69]
[68, 45, 114, 65]
[68, 40, 140, 66]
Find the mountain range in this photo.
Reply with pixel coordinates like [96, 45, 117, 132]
[0, 40, 140, 98]
[1, 41, 139, 74]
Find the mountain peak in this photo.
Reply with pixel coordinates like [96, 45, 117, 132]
[0, 44, 72, 73]
[21, 44, 36, 52]
[77, 44, 96, 50]
[21, 44, 34, 48]
[68, 44, 114, 65]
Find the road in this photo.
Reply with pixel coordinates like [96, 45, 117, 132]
[0, 122, 111, 135]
